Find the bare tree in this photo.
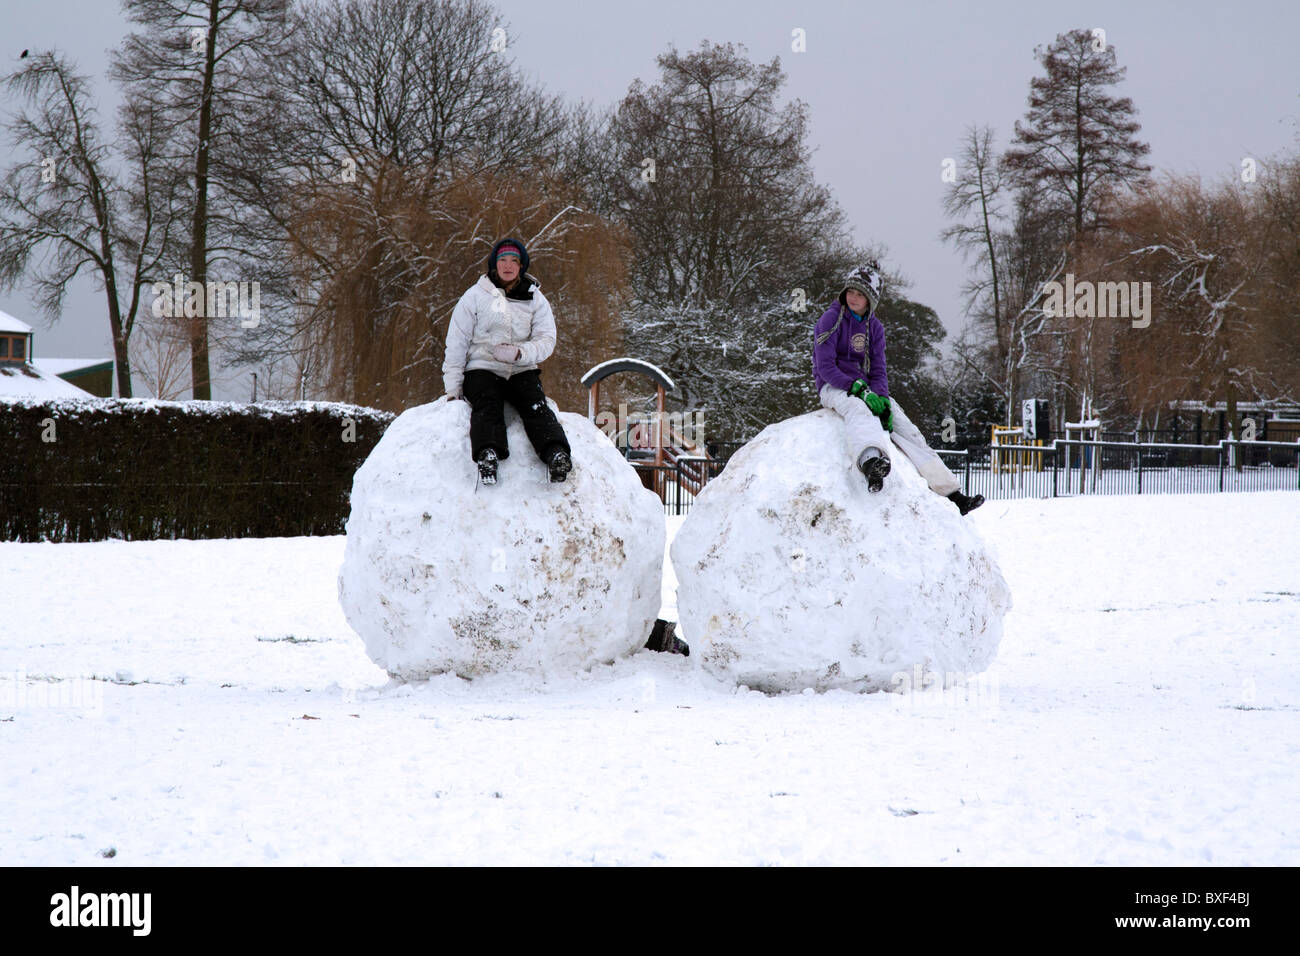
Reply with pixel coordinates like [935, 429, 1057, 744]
[130, 305, 192, 399]
[604, 41, 916, 436]
[1255, 151, 1300, 400]
[943, 31, 1150, 435]
[284, 163, 629, 411]
[947, 177, 1070, 427]
[219, 0, 578, 407]
[610, 41, 848, 307]
[942, 126, 1008, 334]
[551, 101, 624, 220]
[1106, 174, 1278, 449]
[939, 322, 1009, 444]
[1001, 190, 1076, 424]
[942, 125, 1012, 399]
[0, 53, 184, 397]
[112, 0, 291, 400]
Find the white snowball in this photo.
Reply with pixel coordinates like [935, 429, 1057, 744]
[671, 409, 1011, 693]
[338, 397, 665, 680]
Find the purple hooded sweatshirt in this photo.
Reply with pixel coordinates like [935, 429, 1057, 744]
[813, 302, 889, 397]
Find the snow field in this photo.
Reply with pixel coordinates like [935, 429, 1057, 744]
[1, 492, 1297, 865]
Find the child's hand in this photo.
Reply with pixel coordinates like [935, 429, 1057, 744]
[861, 391, 893, 430]
[862, 391, 889, 417]
[849, 379, 869, 398]
[492, 343, 522, 363]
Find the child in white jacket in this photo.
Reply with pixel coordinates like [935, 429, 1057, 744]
[443, 238, 571, 484]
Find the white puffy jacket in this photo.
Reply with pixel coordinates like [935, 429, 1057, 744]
[442, 273, 557, 397]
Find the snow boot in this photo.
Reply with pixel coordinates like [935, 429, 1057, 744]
[947, 490, 985, 515]
[547, 448, 572, 483]
[859, 452, 891, 493]
[476, 448, 499, 485]
[645, 618, 690, 656]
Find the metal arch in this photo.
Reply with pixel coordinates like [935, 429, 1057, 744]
[579, 358, 675, 393]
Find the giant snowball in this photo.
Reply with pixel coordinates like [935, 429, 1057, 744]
[671, 410, 1011, 693]
[338, 397, 665, 680]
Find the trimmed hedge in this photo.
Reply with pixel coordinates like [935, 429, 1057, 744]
[1, 398, 394, 541]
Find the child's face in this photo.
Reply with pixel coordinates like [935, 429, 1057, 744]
[846, 289, 868, 314]
[496, 255, 521, 282]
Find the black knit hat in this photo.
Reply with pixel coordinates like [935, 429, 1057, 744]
[839, 260, 884, 315]
[488, 237, 530, 275]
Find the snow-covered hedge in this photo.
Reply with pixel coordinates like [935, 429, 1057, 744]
[1, 397, 393, 541]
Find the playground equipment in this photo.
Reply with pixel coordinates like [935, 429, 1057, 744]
[990, 425, 1044, 492]
[1062, 396, 1103, 494]
[580, 358, 713, 500]
[1061, 419, 1102, 494]
[990, 398, 1049, 490]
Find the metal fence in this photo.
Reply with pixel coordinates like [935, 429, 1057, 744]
[631, 458, 728, 515]
[633, 439, 1299, 514]
[1103, 422, 1300, 445]
[937, 439, 1300, 500]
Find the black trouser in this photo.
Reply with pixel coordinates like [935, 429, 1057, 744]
[463, 368, 570, 462]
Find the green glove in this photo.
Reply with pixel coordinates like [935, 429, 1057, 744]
[849, 381, 892, 430]
[864, 391, 893, 431]
[862, 390, 888, 417]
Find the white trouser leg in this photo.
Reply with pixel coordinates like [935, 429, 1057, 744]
[886, 398, 961, 496]
[820, 384, 888, 464]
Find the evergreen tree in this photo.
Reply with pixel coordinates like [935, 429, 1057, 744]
[1003, 28, 1151, 238]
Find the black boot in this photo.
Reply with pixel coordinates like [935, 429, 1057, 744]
[476, 448, 498, 485]
[947, 489, 985, 515]
[547, 448, 571, 483]
[859, 452, 891, 492]
[645, 619, 690, 656]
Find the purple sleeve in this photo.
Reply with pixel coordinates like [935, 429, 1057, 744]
[813, 310, 857, 392]
[867, 317, 889, 397]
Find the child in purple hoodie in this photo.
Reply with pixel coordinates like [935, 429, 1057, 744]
[813, 262, 984, 515]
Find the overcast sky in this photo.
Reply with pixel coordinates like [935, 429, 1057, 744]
[2, 0, 1297, 399]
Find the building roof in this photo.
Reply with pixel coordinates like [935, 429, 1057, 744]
[0, 309, 34, 334]
[0, 362, 96, 400]
[1169, 399, 1300, 415]
[34, 357, 115, 377]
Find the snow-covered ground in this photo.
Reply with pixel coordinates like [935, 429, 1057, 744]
[2, 492, 1297, 865]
